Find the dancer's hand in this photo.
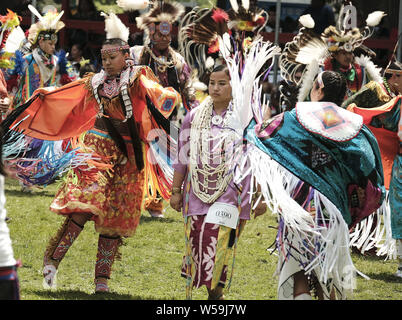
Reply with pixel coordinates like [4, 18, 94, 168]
[170, 193, 183, 212]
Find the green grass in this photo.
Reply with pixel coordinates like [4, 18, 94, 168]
[4, 177, 402, 300]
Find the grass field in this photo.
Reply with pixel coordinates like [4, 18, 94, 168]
[4, 177, 402, 300]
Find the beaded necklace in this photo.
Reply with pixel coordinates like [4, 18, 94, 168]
[144, 46, 176, 73]
[382, 77, 396, 97]
[189, 96, 236, 203]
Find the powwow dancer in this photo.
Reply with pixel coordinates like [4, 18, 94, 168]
[0, 9, 21, 122]
[1, 12, 180, 293]
[117, 0, 198, 218]
[3, 5, 77, 193]
[170, 64, 267, 300]
[178, 0, 268, 88]
[279, 4, 385, 105]
[211, 30, 385, 299]
[0, 21, 15, 121]
[278, 5, 387, 257]
[344, 58, 402, 270]
[5, 5, 77, 110]
[171, 1, 270, 300]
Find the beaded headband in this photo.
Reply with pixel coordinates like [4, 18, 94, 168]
[101, 45, 130, 55]
[38, 32, 58, 43]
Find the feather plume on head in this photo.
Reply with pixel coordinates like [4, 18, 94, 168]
[101, 12, 129, 42]
[322, 3, 385, 54]
[135, 1, 185, 30]
[279, 25, 329, 88]
[227, 0, 267, 33]
[280, 2, 386, 102]
[27, 5, 64, 45]
[0, 9, 24, 69]
[0, 9, 22, 50]
[116, 0, 150, 11]
[178, 7, 229, 79]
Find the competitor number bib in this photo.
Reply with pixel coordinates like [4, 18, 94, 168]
[205, 202, 240, 229]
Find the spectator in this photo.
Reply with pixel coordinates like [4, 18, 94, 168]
[301, 0, 335, 35]
[282, 16, 298, 33]
[70, 0, 99, 20]
[67, 43, 84, 76]
[266, 5, 282, 33]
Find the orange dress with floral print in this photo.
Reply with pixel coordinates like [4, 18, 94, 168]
[9, 66, 180, 237]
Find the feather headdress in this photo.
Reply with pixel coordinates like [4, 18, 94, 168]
[0, 9, 21, 50]
[322, 2, 385, 53]
[227, 0, 267, 33]
[27, 5, 65, 45]
[279, 24, 328, 86]
[280, 3, 385, 94]
[178, 7, 229, 78]
[0, 9, 25, 69]
[179, 1, 268, 86]
[116, 0, 150, 11]
[135, 1, 185, 30]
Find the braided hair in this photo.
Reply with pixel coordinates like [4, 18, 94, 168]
[321, 71, 347, 106]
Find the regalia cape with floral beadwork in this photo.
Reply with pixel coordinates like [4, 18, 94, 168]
[1, 65, 180, 200]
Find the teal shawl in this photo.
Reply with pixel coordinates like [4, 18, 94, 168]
[246, 102, 385, 227]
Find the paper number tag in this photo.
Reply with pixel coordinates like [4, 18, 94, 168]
[205, 202, 240, 229]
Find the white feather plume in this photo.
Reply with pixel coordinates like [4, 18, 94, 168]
[298, 14, 315, 29]
[242, 0, 250, 12]
[116, 0, 149, 11]
[49, 10, 64, 29]
[205, 56, 215, 70]
[28, 4, 44, 23]
[101, 12, 130, 42]
[192, 81, 208, 92]
[297, 58, 320, 102]
[218, 33, 232, 60]
[366, 11, 386, 27]
[220, 36, 280, 132]
[230, 0, 239, 13]
[295, 37, 328, 65]
[354, 54, 383, 84]
[4, 26, 26, 53]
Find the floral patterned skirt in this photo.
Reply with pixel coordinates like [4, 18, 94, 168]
[50, 130, 145, 237]
[181, 214, 246, 293]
